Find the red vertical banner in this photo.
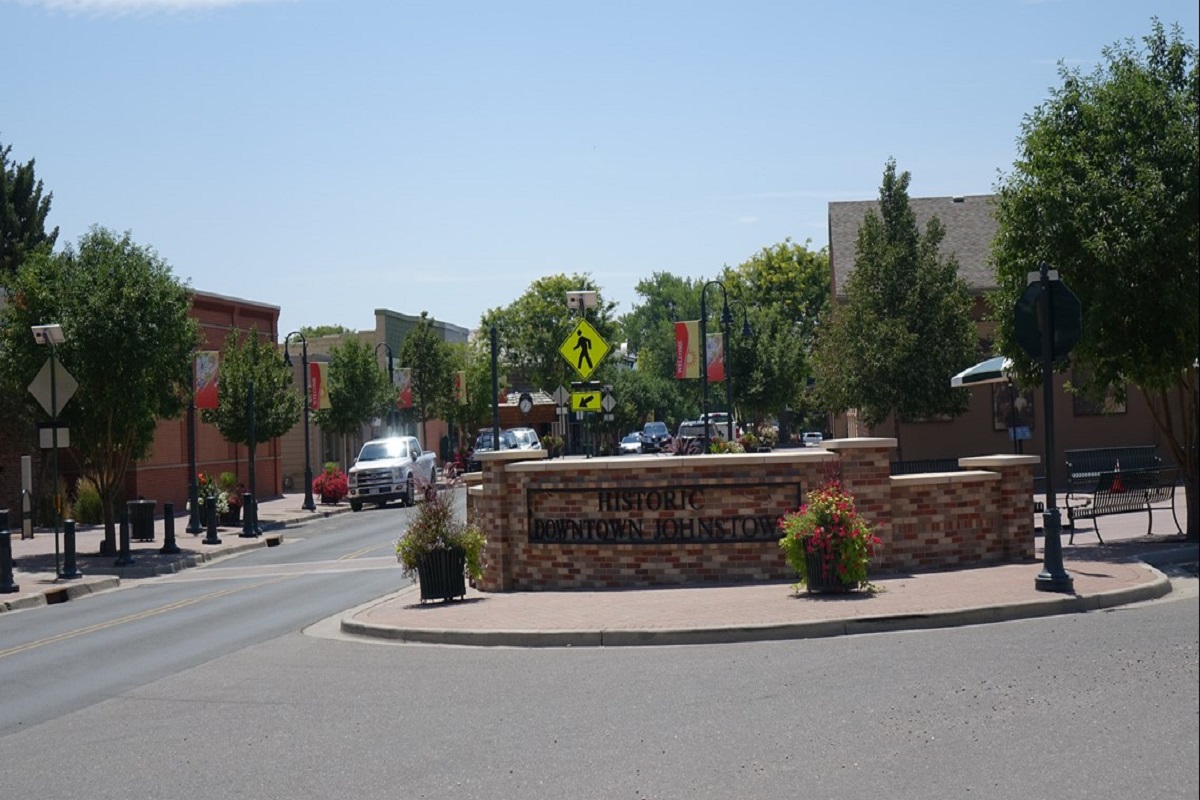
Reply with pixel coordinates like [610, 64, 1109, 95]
[675, 321, 700, 379]
[454, 370, 467, 405]
[309, 362, 330, 410]
[396, 368, 413, 409]
[195, 351, 219, 409]
[706, 332, 724, 383]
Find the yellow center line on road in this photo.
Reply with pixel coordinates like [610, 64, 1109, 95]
[0, 574, 295, 661]
[338, 542, 394, 561]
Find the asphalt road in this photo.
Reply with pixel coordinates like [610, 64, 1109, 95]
[1, 505, 1196, 800]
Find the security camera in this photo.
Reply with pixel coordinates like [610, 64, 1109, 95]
[31, 324, 65, 345]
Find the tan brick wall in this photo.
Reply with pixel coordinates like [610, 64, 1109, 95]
[473, 443, 1038, 591]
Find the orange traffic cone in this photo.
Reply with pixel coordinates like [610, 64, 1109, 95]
[1111, 458, 1126, 493]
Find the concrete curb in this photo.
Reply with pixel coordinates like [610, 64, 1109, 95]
[337, 560, 1184, 649]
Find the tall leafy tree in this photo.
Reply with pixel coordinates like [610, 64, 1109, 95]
[397, 311, 456, 447]
[812, 159, 976, 459]
[202, 327, 302, 452]
[1, 138, 58, 279]
[0, 227, 198, 550]
[723, 239, 830, 435]
[989, 20, 1199, 540]
[447, 337, 504, 441]
[481, 274, 617, 393]
[311, 336, 394, 462]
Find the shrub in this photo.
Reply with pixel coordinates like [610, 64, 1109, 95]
[396, 486, 486, 580]
[71, 476, 104, 524]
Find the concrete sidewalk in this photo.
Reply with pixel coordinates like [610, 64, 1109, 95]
[4, 490, 1196, 649]
[2, 494, 355, 612]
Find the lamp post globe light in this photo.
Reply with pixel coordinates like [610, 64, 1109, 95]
[699, 280, 735, 448]
[283, 331, 316, 512]
[375, 342, 396, 435]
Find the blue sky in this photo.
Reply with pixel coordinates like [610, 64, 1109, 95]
[3, 0, 1197, 338]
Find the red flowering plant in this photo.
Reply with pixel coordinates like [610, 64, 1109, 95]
[778, 480, 881, 592]
[312, 462, 349, 504]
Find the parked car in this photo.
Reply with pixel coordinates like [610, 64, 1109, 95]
[467, 429, 518, 471]
[640, 421, 672, 453]
[509, 427, 541, 450]
[619, 432, 643, 455]
[802, 431, 824, 447]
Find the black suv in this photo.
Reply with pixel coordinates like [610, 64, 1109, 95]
[640, 421, 671, 453]
[467, 429, 518, 471]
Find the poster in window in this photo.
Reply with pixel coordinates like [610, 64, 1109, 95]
[992, 383, 1034, 433]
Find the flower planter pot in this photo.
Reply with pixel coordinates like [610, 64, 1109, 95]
[416, 548, 467, 602]
[804, 551, 854, 594]
[219, 507, 241, 527]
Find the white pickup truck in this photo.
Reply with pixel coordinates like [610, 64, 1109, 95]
[347, 436, 438, 512]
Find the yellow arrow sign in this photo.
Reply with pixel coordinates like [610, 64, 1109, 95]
[559, 319, 609, 380]
[571, 391, 602, 412]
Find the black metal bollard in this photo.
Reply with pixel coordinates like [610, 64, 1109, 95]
[240, 492, 256, 538]
[203, 496, 222, 545]
[115, 510, 135, 566]
[1, 510, 19, 594]
[61, 519, 83, 578]
[160, 502, 180, 555]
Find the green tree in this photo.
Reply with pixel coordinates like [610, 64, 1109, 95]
[0, 227, 198, 550]
[311, 336, 394, 457]
[397, 311, 456, 447]
[723, 240, 830, 437]
[989, 20, 1199, 540]
[1, 137, 58, 279]
[812, 159, 977, 459]
[202, 327, 301, 448]
[481, 274, 618, 393]
[300, 323, 354, 338]
[447, 337, 504, 441]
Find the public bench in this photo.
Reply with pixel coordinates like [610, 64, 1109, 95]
[1064, 446, 1181, 543]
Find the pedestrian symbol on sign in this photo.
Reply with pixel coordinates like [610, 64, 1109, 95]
[558, 319, 610, 380]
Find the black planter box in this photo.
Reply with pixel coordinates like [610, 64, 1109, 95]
[417, 548, 467, 602]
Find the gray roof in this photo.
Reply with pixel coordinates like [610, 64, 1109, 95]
[827, 194, 998, 297]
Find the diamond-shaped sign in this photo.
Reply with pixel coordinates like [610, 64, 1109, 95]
[601, 392, 616, 412]
[558, 319, 610, 380]
[28, 355, 78, 417]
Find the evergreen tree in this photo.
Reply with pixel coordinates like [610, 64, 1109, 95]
[812, 159, 976, 459]
[1, 138, 59, 280]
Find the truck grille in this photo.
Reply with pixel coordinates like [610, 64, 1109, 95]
[354, 468, 395, 489]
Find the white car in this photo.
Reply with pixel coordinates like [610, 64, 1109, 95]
[802, 432, 824, 447]
[619, 432, 643, 455]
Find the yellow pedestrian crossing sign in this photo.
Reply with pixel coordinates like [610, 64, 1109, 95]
[559, 319, 609, 380]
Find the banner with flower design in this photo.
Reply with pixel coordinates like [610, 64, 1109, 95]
[396, 368, 413, 408]
[454, 370, 467, 404]
[310, 362, 330, 410]
[195, 351, 219, 409]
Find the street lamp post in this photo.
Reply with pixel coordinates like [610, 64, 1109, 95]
[31, 324, 67, 575]
[699, 280, 734, 449]
[283, 331, 316, 512]
[375, 342, 396, 435]
[723, 300, 752, 442]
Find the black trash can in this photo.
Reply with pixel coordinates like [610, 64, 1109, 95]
[127, 499, 156, 542]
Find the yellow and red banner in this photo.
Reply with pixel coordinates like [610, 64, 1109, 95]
[396, 368, 413, 409]
[195, 351, 219, 409]
[310, 362, 330, 410]
[675, 322, 722, 382]
[454, 370, 467, 404]
[675, 321, 699, 379]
